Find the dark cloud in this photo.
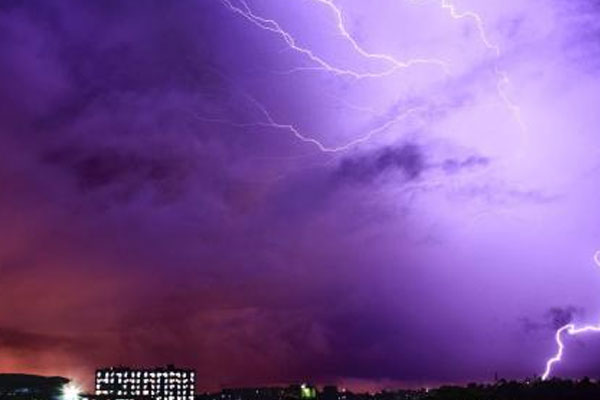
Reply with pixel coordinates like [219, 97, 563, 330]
[42, 146, 189, 202]
[547, 306, 582, 330]
[521, 306, 583, 333]
[336, 144, 426, 184]
[441, 156, 490, 174]
[0, 327, 91, 355]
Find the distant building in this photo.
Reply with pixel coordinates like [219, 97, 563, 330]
[321, 386, 338, 400]
[0, 374, 69, 400]
[92, 365, 194, 400]
[200, 384, 317, 400]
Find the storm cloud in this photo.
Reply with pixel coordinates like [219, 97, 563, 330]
[1, 0, 600, 391]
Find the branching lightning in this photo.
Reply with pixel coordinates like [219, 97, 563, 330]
[194, 93, 427, 153]
[215, 0, 526, 154]
[541, 250, 600, 380]
[220, 0, 449, 79]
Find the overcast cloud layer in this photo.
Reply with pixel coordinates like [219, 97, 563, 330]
[2, 0, 600, 391]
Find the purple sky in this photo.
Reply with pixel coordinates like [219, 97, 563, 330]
[2, 0, 600, 392]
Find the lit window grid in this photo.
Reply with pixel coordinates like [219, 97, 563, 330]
[95, 368, 194, 400]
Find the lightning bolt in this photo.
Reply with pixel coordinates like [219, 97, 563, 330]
[220, 0, 449, 79]
[194, 91, 428, 153]
[438, 0, 499, 56]
[541, 250, 600, 380]
[216, 0, 526, 154]
[436, 0, 527, 134]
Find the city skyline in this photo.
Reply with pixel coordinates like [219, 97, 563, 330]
[5, 369, 600, 400]
[2, 0, 600, 392]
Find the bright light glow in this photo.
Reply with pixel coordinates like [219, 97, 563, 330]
[541, 252, 600, 380]
[62, 384, 81, 400]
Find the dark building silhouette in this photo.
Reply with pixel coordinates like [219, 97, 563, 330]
[196, 379, 600, 400]
[196, 384, 317, 400]
[321, 386, 338, 400]
[0, 374, 69, 400]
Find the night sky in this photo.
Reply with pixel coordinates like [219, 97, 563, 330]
[2, 0, 600, 392]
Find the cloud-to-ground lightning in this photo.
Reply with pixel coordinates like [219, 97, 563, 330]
[541, 251, 600, 380]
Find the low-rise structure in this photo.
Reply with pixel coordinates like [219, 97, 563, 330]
[91, 365, 194, 400]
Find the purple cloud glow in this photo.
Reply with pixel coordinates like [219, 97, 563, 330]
[1, 0, 600, 391]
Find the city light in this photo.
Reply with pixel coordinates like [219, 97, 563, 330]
[300, 384, 316, 399]
[62, 384, 81, 400]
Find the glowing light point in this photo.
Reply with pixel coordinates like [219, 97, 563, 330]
[300, 384, 316, 399]
[62, 384, 81, 400]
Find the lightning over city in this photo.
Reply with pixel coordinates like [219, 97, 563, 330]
[2, 0, 600, 396]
